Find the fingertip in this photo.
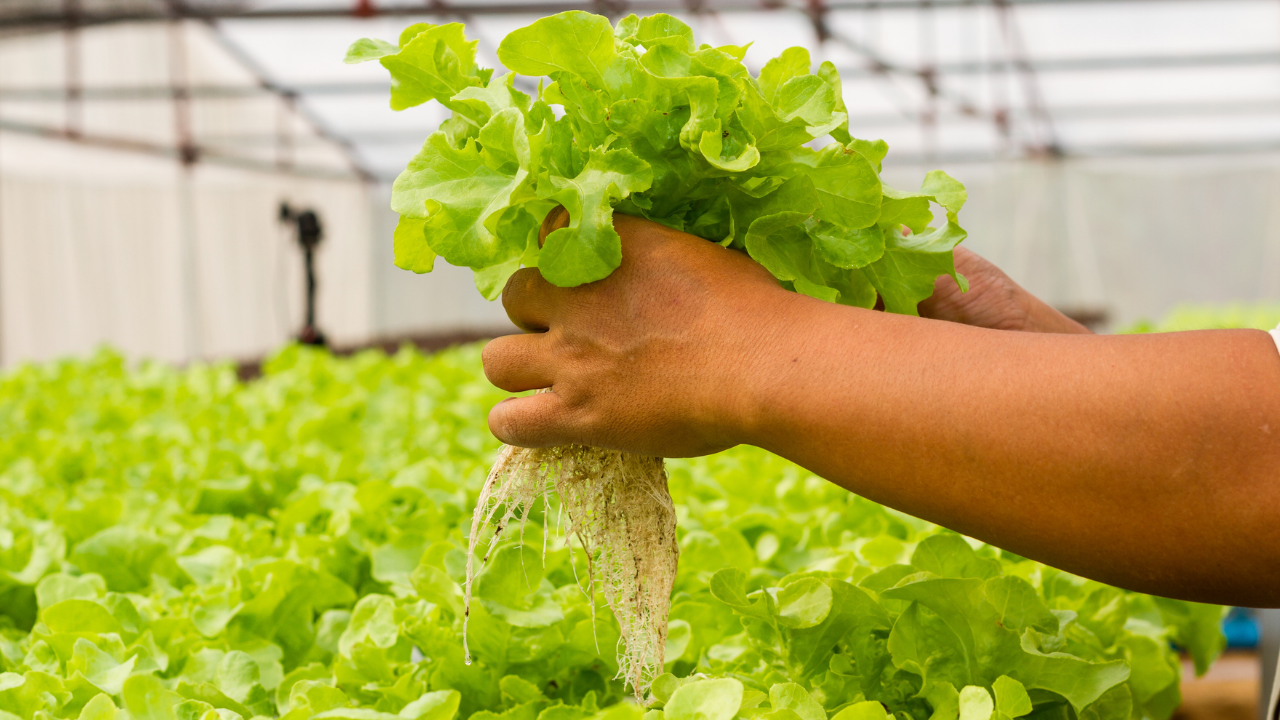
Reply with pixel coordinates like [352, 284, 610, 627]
[480, 335, 517, 386]
[482, 333, 554, 392]
[487, 392, 570, 448]
[480, 337, 500, 377]
[487, 397, 518, 445]
[488, 395, 544, 448]
[501, 268, 555, 333]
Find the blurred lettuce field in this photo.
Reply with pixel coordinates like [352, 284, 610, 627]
[1124, 303, 1280, 333]
[0, 343, 1226, 720]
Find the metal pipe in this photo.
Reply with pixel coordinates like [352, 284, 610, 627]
[167, 13, 197, 166]
[0, 0, 1261, 31]
[304, 243, 318, 330]
[0, 118, 365, 181]
[1, 52, 1276, 102]
[994, 0, 1060, 155]
[201, 22, 378, 182]
[62, 0, 82, 137]
[166, 9, 204, 361]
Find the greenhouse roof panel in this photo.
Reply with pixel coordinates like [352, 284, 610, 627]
[3, 0, 1280, 177]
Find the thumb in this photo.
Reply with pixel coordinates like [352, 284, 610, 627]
[538, 206, 570, 247]
[488, 392, 577, 448]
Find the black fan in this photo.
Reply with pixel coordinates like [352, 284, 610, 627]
[280, 202, 327, 347]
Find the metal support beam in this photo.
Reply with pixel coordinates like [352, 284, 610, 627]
[823, 24, 996, 123]
[3, 51, 1277, 103]
[167, 8, 197, 166]
[0, 0, 1264, 32]
[62, 0, 82, 137]
[994, 0, 1059, 155]
[202, 21, 377, 181]
[0, 118, 366, 181]
[917, 0, 940, 159]
[843, 137, 1280, 167]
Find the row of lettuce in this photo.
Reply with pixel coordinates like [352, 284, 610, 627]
[0, 317, 1242, 720]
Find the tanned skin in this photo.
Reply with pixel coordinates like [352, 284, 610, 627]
[481, 209, 1280, 607]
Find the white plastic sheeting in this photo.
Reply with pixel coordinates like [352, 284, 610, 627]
[0, 129, 513, 366]
[0, 19, 511, 367]
[0, 131, 374, 364]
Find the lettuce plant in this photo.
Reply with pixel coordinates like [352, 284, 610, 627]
[346, 12, 968, 313]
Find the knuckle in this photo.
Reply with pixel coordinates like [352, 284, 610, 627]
[501, 269, 536, 305]
[563, 402, 607, 448]
[502, 269, 553, 331]
[553, 382, 592, 416]
[500, 273, 525, 315]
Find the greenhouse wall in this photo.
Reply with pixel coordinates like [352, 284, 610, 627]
[2, 10, 1280, 364]
[0, 130, 375, 366]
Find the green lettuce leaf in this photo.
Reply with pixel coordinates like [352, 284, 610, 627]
[351, 13, 971, 314]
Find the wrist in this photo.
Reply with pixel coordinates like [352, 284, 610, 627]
[698, 285, 804, 450]
[720, 290, 851, 452]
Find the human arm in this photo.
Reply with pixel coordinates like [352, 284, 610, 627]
[483, 213, 1280, 607]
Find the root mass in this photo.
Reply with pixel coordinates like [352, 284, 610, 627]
[464, 444, 678, 696]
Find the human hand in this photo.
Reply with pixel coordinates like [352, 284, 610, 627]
[482, 213, 1087, 456]
[482, 210, 794, 456]
[919, 248, 1092, 334]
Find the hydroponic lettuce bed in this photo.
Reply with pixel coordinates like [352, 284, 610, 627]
[0, 345, 1224, 720]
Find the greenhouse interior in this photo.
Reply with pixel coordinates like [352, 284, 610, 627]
[1, 1, 1280, 720]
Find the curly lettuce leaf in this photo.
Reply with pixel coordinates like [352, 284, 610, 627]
[350, 12, 971, 314]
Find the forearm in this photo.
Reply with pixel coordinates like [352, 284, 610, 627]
[734, 291, 1280, 605]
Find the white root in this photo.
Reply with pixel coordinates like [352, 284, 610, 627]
[463, 444, 678, 697]
[462, 444, 555, 660]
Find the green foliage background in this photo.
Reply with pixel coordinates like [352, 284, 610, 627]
[1123, 303, 1280, 333]
[0, 343, 1224, 720]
